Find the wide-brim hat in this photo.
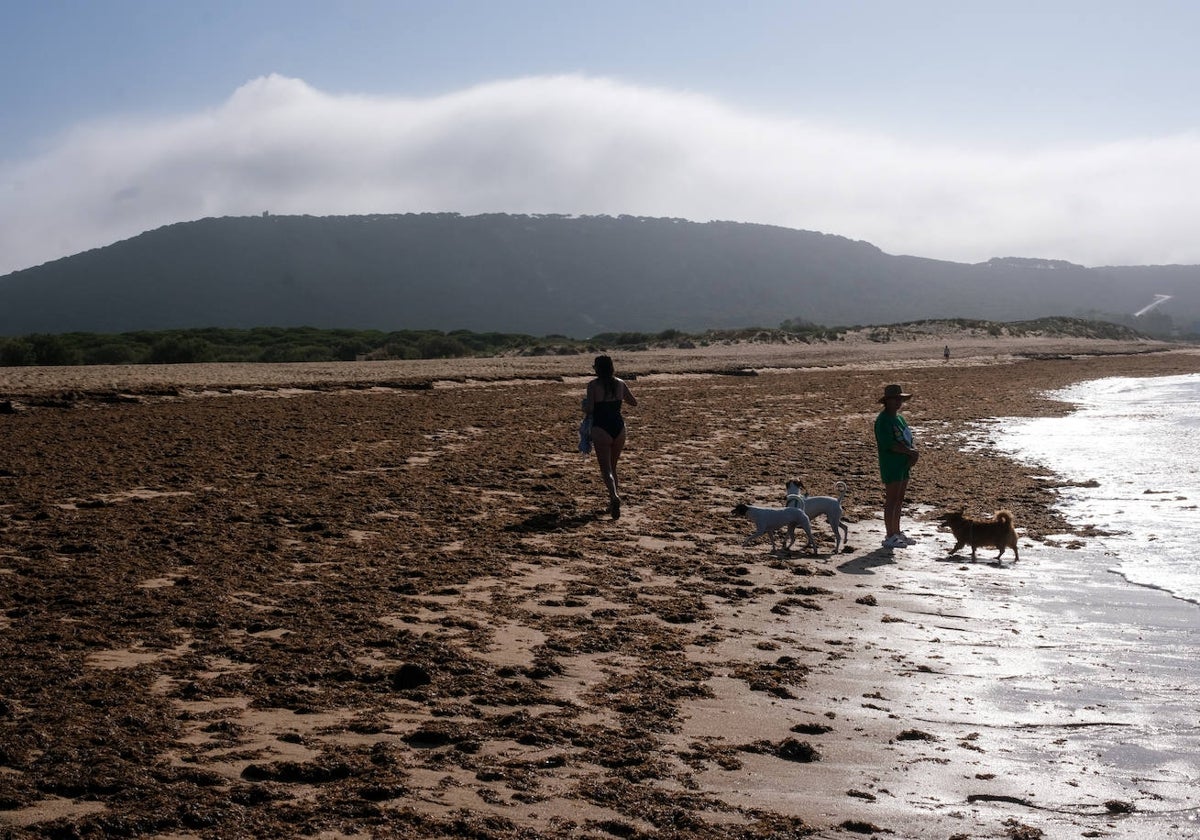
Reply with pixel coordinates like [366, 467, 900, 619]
[878, 384, 913, 403]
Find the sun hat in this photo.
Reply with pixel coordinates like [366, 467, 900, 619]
[878, 383, 912, 403]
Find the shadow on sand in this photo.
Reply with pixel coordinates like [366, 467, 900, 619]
[837, 548, 898, 575]
[504, 509, 598, 533]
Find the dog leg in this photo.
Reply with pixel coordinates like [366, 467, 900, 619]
[830, 514, 848, 552]
[801, 523, 817, 554]
[993, 544, 1013, 567]
[995, 544, 1016, 565]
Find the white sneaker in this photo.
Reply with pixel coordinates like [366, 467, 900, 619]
[883, 534, 905, 548]
[896, 531, 916, 545]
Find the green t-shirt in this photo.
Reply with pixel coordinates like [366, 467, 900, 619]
[874, 410, 912, 483]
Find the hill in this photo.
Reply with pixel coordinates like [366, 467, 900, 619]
[1, 213, 1198, 337]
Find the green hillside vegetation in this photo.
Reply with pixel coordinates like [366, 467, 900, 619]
[0, 317, 1150, 368]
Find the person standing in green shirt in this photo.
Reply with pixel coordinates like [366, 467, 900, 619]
[874, 384, 919, 548]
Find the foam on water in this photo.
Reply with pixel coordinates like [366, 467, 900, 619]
[985, 372, 1200, 607]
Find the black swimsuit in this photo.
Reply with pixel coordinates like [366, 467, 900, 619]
[592, 399, 624, 437]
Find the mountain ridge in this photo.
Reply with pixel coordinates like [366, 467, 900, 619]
[1, 213, 1197, 337]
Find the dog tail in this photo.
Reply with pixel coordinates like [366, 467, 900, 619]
[995, 509, 1014, 524]
[835, 481, 847, 502]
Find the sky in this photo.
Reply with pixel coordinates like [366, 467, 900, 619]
[3, 0, 1200, 277]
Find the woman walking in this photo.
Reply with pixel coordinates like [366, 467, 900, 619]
[583, 355, 638, 519]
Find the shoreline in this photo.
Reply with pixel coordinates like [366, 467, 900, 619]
[792, 510, 1200, 838]
[3, 342, 1200, 838]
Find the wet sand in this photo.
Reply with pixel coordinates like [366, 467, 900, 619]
[2, 335, 1199, 839]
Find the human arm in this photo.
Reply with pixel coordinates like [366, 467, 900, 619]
[891, 418, 918, 463]
[887, 439, 919, 465]
[621, 380, 638, 407]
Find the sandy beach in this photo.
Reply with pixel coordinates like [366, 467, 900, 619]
[3, 333, 1200, 839]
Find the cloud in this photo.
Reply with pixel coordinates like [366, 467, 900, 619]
[4, 73, 1200, 276]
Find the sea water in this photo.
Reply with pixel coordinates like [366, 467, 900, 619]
[987, 372, 1200, 607]
[970, 373, 1200, 811]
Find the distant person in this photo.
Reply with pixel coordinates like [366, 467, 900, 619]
[582, 355, 638, 519]
[943, 344, 950, 363]
[874, 384, 919, 548]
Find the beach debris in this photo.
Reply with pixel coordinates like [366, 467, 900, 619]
[241, 759, 361, 784]
[785, 584, 834, 596]
[896, 728, 938, 742]
[840, 819, 887, 834]
[855, 594, 878, 606]
[789, 563, 835, 577]
[730, 657, 809, 698]
[1002, 818, 1044, 839]
[359, 782, 409, 801]
[771, 597, 823, 615]
[959, 732, 984, 752]
[403, 722, 472, 748]
[735, 737, 821, 762]
[391, 663, 432, 690]
[790, 722, 834, 735]
[970, 793, 1137, 819]
[776, 738, 821, 763]
[593, 820, 639, 838]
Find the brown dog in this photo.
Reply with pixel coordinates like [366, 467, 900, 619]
[939, 509, 1019, 564]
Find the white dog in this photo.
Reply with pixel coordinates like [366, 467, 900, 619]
[732, 503, 816, 553]
[785, 479, 849, 553]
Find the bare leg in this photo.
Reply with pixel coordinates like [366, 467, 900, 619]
[608, 429, 626, 501]
[590, 427, 623, 516]
[883, 479, 908, 538]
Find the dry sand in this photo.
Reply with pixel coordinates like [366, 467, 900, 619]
[2, 333, 1199, 839]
